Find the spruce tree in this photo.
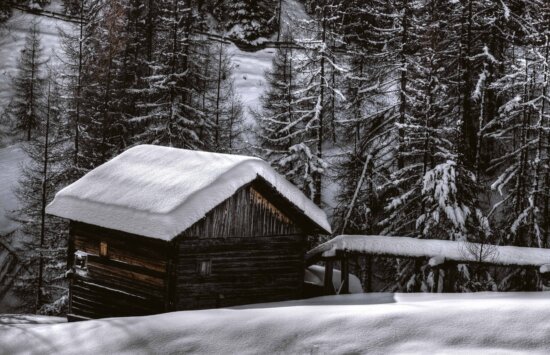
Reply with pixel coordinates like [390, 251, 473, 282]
[216, 0, 278, 45]
[131, 0, 207, 149]
[78, 0, 129, 169]
[255, 41, 317, 193]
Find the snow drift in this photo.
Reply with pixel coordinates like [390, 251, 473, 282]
[2, 293, 550, 354]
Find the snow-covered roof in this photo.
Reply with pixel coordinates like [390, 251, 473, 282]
[46, 145, 331, 240]
[307, 235, 550, 267]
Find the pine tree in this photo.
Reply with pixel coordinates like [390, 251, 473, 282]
[255, 41, 316, 192]
[216, 0, 278, 45]
[292, 1, 345, 205]
[131, 0, 207, 149]
[58, 0, 88, 167]
[11, 69, 68, 314]
[334, 0, 404, 235]
[8, 22, 48, 141]
[78, 0, 129, 169]
[487, 3, 550, 252]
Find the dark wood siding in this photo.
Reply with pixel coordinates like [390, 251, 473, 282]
[175, 184, 308, 310]
[176, 235, 306, 309]
[68, 222, 173, 319]
[182, 184, 301, 239]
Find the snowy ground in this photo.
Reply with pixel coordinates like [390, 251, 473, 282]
[0, 7, 70, 111]
[0, 144, 27, 235]
[1, 293, 550, 354]
[229, 45, 274, 121]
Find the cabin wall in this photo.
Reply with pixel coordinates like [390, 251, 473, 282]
[175, 185, 308, 310]
[68, 222, 173, 319]
[176, 235, 306, 309]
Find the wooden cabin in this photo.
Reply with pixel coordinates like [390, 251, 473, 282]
[46, 145, 331, 320]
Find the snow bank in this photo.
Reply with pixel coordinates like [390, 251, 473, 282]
[2, 293, 550, 354]
[308, 235, 550, 267]
[46, 145, 331, 239]
[540, 264, 550, 274]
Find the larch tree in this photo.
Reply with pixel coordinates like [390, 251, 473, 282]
[487, 2, 550, 264]
[8, 22, 48, 141]
[11, 69, 68, 314]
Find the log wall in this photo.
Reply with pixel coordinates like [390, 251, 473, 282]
[176, 184, 308, 309]
[176, 235, 306, 309]
[68, 222, 173, 319]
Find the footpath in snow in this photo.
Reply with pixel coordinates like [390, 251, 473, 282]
[1, 293, 550, 354]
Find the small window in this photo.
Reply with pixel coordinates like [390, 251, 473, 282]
[198, 260, 212, 277]
[100, 241, 108, 257]
[74, 250, 88, 269]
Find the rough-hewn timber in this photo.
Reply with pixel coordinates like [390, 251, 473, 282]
[68, 222, 173, 319]
[176, 235, 306, 309]
[181, 181, 302, 238]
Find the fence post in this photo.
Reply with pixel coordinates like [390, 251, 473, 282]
[324, 259, 334, 294]
[429, 256, 445, 293]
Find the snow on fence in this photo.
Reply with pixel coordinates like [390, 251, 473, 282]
[307, 235, 550, 267]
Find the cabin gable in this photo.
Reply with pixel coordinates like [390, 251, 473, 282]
[173, 181, 310, 310]
[178, 180, 306, 240]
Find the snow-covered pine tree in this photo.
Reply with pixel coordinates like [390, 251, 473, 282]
[131, 0, 207, 150]
[218, 84, 245, 153]
[203, 41, 240, 151]
[216, 0, 278, 46]
[11, 69, 68, 314]
[120, 0, 160, 130]
[487, 3, 549, 252]
[375, 0, 494, 291]
[255, 36, 321, 195]
[292, 1, 345, 205]
[333, 0, 403, 235]
[77, 0, 130, 169]
[7, 22, 48, 141]
[58, 0, 89, 167]
[457, 0, 517, 172]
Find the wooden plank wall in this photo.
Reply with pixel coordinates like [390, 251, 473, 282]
[182, 185, 300, 239]
[69, 222, 172, 319]
[176, 185, 307, 310]
[176, 235, 306, 310]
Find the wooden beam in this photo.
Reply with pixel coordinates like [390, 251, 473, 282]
[432, 267, 440, 293]
[324, 260, 334, 294]
[340, 253, 349, 294]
